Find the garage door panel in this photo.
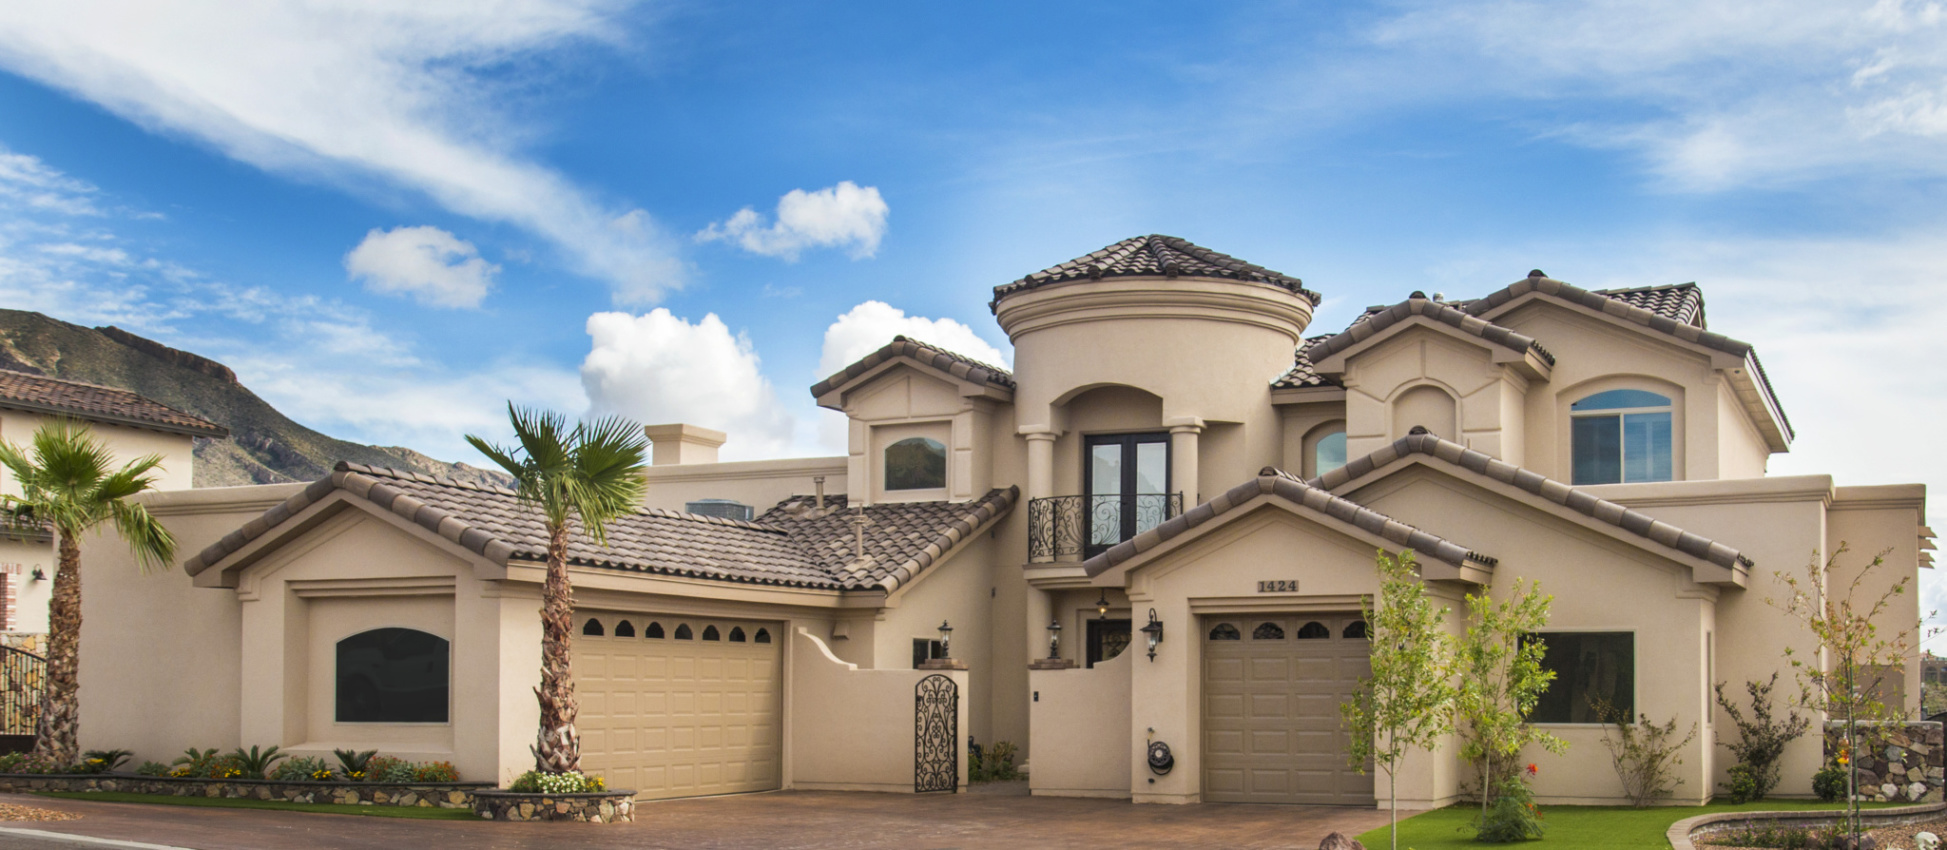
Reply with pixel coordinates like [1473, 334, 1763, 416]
[1203, 615, 1373, 806]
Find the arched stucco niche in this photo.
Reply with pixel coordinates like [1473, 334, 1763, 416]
[1052, 385, 1164, 498]
[1391, 384, 1457, 441]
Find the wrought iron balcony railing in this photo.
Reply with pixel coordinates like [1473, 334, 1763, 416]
[1028, 493, 1183, 562]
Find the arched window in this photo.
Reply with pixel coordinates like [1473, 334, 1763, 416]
[582, 618, 605, 636]
[674, 623, 694, 640]
[335, 628, 449, 724]
[645, 621, 665, 639]
[614, 620, 636, 638]
[1208, 623, 1241, 641]
[884, 437, 947, 491]
[729, 627, 747, 642]
[1304, 421, 1348, 478]
[1252, 622, 1286, 640]
[1343, 620, 1368, 639]
[1296, 621, 1330, 640]
[754, 628, 772, 644]
[1571, 389, 1673, 485]
[702, 625, 721, 641]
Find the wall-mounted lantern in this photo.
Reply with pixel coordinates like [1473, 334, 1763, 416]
[1139, 608, 1164, 661]
[1045, 619, 1062, 660]
[1095, 591, 1110, 619]
[937, 620, 953, 658]
[30, 568, 45, 582]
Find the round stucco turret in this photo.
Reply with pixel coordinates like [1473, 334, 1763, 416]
[992, 235, 1317, 429]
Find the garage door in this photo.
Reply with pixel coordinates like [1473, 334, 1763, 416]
[576, 613, 781, 800]
[1202, 614, 1374, 805]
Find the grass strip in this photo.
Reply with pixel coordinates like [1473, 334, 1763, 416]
[1356, 799, 1900, 849]
[31, 790, 479, 820]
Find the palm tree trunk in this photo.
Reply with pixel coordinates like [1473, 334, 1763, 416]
[33, 533, 81, 764]
[532, 522, 580, 774]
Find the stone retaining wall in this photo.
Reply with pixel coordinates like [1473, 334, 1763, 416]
[471, 789, 635, 822]
[1668, 801, 1947, 850]
[0, 773, 491, 808]
[1824, 721, 1946, 803]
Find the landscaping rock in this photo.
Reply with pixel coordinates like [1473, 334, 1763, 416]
[471, 789, 635, 823]
[1319, 832, 1365, 850]
[1828, 722, 1946, 804]
[0, 774, 489, 809]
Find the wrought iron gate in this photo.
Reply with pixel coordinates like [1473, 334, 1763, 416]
[914, 674, 958, 793]
[0, 646, 44, 736]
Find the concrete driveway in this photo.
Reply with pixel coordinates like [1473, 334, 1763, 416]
[0, 787, 1408, 850]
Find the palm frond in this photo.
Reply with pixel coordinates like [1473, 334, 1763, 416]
[109, 499, 177, 574]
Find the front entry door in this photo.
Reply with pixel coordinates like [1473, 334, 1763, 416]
[1085, 433, 1170, 556]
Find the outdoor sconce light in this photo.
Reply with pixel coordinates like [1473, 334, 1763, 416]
[937, 620, 953, 658]
[1095, 591, 1110, 619]
[1046, 619, 1062, 660]
[30, 568, 44, 582]
[1139, 608, 1163, 661]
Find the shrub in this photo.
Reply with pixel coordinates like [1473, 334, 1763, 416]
[270, 756, 334, 782]
[1715, 675, 1809, 803]
[508, 770, 605, 794]
[81, 749, 132, 774]
[1702, 821, 1847, 849]
[1476, 774, 1546, 842]
[971, 741, 1021, 782]
[1595, 700, 1697, 807]
[370, 757, 416, 784]
[204, 755, 248, 780]
[412, 761, 459, 783]
[170, 748, 220, 778]
[228, 745, 286, 779]
[332, 749, 377, 782]
[134, 761, 169, 777]
[1812, 762, 1848, 802]
[3, 754, 81, 775]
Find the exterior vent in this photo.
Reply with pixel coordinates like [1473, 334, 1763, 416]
[685, 499, 754, 522]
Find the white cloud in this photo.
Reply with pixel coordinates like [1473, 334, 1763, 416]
[698, 182, 889, 261]
[816, 300, 1011, 379]
[345, 225, 499, 309]
[580, 310, 795, 460]
[0, 1, 685, 304]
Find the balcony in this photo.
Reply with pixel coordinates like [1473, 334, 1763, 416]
[1027, 493, 1183, 562]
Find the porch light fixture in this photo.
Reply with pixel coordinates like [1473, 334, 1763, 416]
[1046, 619, 1062, 660]
[937, 620, 953, 658]
[1139, 608, 1164, 661]
[1095, 591, 1110, 619]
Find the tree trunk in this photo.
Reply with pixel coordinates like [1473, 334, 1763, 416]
[32, 533, 81, 764]
[531, 523, 580, 774]
[1389, 768, 1399, 850]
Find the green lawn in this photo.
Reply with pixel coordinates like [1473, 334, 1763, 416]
[31, 790, 480, 820]
[1355, 800, 1891, 850]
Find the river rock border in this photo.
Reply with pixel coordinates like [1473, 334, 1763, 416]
[471, 789, 635, 822]
[1667, 801, 1947, 850]
[0, 773, 491, 808]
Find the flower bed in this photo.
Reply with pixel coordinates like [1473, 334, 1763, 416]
[0, 773, 492, 809]
[470, 788, 635, 822]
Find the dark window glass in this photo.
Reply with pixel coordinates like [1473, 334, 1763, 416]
[1622, 412, 1673, 482]
[1208, 623, 1241, 641]
[1253, 622, 1285, 640]
[1529, 632, 1635, 723]
[674, 624, 693, 640]
[1297, 621, 1330, 639]
[754, 628, 771, 644]
[1087, 619, 1131, 667]
[1084, 432, 1172, 555]
[646, 622, 665, 639]
[1572, 415, 1622, 485]
[912, 638, 944, 668]
[702, 625, 721, 641]
[614, 620, 635, 638]
[1343, 620, 1368, 639]
[335, 628, 448, 724]
[582, 619, 604, 636]
[1572, 391, 1673, 485]
[885, 437, 947, 491]
[729, 627, 747, 642]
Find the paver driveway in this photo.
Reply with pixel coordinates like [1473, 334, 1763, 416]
[0, 786, 1407, 850]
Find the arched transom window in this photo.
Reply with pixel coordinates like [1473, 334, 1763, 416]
[1571, 389, 1673, 485]
[885, 437, 947, 491]
[335, 628, 449, 724]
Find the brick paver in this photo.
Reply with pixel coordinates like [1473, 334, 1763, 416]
[0, 788, 1405, 849]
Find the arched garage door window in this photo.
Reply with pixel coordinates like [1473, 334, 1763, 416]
[336, 628, 450, 723]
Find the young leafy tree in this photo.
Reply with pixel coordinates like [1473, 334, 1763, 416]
[467, 405, 648, 775]
[0, 420, 175, 764]
[1454, 578, 1565, 826]
[1343, 550, 1456, 850]
[1771, 544, 1928, 839]
[1713, 673, 1809, 803]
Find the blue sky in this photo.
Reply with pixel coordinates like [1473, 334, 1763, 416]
[1, 3, 1944, 594]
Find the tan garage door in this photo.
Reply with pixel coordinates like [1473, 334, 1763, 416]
[1202, 614, 1374, 805]
[576, 614, 781, 800]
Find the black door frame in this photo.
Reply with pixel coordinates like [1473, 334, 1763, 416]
[1082, 432, 1171, 556]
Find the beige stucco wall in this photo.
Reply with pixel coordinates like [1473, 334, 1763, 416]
[641, 456, 846, 517]
[1335, 326, 1530, 466]
[787, 627, 968, 792]
[872, 535, 997, 745]
[1028, 649, 1131, 797]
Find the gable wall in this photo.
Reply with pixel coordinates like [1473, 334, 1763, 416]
[1338, 328, 1528, 467]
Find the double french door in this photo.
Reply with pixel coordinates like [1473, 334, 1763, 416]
[1084, 433, 1172, 556]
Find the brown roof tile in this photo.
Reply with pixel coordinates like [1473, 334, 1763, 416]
[0, 371, 226, 437]
[1306, 293, 1556, 367]
[992, 235, 1320, 309]
[810, 335, 1014, 400]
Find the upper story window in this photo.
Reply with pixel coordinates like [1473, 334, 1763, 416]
[1571, 389, 1673, 485]
[336, 628, 449, 724]
[1085, 432, 1171, 555]
[885, 437, 947, 491]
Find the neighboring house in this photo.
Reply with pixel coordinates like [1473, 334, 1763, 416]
[77, 235, 1927, 808]
[0, 371, 223, 631]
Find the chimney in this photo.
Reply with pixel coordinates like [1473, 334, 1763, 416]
[643, 423, 728, 466]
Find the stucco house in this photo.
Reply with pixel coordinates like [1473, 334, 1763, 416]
[78, 235, 1926, 809]
[0, 371, 220, 631]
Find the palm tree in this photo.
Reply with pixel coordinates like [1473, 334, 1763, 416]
[0, 420, 175, 765]
[467, 405, 648, 774]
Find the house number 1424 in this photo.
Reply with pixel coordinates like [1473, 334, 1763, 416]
[1257, 580, 1299, 593]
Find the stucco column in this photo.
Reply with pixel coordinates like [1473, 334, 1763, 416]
[1022, 429, 1060, 662]
[1023, 430, 1057, 502]
[1165, 418, 1203, 507]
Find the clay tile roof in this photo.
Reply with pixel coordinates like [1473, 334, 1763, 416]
[1082, 467, 1493, 577]
[1311, 431, 1753, 572]
[1306, 294, 1556, 368]
[184, 462, 1016, 594]
[991, 234, 1320, 308]
[1272, 336, 1341, 390]
[1594, 282, 1706, 328]
[0, 371, 227, 438]
[810, 335, 1014, 399]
